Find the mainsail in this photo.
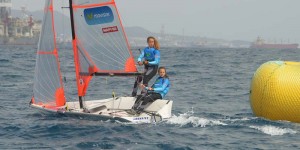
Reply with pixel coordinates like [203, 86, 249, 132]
[69, 0, 138, 98]
[32, 0, 66, 108]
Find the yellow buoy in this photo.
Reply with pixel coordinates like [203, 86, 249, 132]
[250, 61, 300, 123]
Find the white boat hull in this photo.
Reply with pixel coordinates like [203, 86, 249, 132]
[30, 96, 173, 123]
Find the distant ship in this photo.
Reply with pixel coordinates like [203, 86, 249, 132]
[250, 37, 299, 49]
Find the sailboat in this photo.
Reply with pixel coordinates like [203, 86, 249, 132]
[30, 0, 173, 123]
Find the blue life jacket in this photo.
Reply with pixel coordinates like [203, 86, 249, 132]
[151, 76, 170, 98]
[138, 47, 160, 66]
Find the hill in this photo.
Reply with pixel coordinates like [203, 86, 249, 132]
[11, 9, 251, 48]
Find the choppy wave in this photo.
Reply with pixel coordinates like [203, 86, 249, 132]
[249, 125, 297, 136]
[3, 47, 300, 149]
[0, 59, 9, 63]
[165, 111, 227, 127]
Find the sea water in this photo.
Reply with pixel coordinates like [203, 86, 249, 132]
[1, 45, 300, 149]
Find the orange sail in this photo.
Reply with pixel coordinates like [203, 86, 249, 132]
[32, 0, 66, 108]
[69, 0, 139, 97]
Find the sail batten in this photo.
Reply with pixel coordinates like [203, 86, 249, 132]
[70, 0, 138, 97]
[32, 0, 66, 107]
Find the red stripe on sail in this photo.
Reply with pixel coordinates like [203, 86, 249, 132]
[31, 97, 35, 104]
[72, 39, 94, 97]
[49, 0, 58, 51]
[37, 49, 58, 55]
[125, 57, 137, 72]
[55, 87, 66, 107]
[72, 39, 83, 96]
[73, 1, 114, 9]
[37, 51, 55, 55]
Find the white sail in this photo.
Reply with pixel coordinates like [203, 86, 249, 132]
[32, 0, 66, 107]
[70, 0, 138, 97]
[72, 0, 136, 73]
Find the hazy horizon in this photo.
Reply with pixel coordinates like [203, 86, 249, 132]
[11, 0, 300, 43]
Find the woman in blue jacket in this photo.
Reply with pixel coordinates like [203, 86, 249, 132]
[132, 36, 160, 96]
[132, 67, 170, 114]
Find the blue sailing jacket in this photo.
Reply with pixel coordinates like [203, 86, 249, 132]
[146, 77, 170, 98]
[138, 47, 160, 66]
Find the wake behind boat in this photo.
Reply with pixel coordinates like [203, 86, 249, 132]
[30, 0, 173, 123]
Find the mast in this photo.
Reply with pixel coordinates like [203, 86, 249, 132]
[69, 0, 83, 109]
[69, 0, 76, 40]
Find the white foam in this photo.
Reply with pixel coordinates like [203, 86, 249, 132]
[166, 111, 227, 127]
[249, 125, 297, 136]
[225, 117, 253, 122]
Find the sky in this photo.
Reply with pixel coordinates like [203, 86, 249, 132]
[11, 0, 300, 42]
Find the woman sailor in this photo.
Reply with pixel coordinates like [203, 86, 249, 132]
[132, 36, 161, 96]
[132, 67, 170, 114]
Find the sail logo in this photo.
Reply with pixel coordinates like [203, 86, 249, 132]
[84, 6, 114, 25]
[102, 26, 119, 33]
[155, 79, 160, 83]
[145, 53, 151, 57]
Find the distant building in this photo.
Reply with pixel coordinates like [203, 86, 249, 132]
[0, 0, 12, 37]
[0, 1, 41, 45]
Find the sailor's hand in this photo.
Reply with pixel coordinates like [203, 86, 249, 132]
[139, 84, 145, 89]
[143, 60, 149, 65]
[148, 87, 154, 91]
[138, 61, 143, 66]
